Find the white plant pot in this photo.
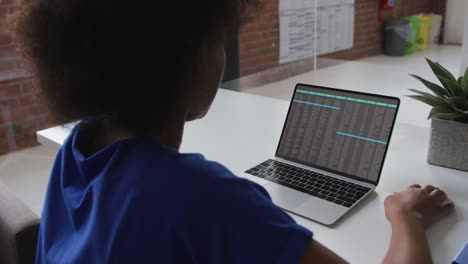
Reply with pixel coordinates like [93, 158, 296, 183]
[428, 118, 468, 171]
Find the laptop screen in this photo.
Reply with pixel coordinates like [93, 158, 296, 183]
[276, 84, 400, 184]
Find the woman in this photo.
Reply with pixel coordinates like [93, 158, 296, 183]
[12, 0, 454, 263]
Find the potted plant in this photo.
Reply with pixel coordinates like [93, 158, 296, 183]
[409, 58, 468, 172]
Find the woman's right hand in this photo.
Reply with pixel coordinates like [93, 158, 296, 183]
[301, 184, 455, 264]
[384, 184, 455, 228]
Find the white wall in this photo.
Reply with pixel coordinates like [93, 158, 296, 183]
[461, 2, 468, 75]
[445, 0, 465, 44]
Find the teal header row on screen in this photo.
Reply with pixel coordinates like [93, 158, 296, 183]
[296, 89, 398, 109]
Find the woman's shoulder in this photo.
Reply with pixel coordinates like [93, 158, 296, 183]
[177, 153, 236, 179]
[133, 150, 268, 206]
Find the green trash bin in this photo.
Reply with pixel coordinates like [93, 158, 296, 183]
[404, 17, 420, 55]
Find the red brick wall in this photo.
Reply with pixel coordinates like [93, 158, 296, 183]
[0, 0, 19, 71]
[239, 0, 279, 77]
[0, 0, 54, 155]
[239, 0, 447, 77]
[0, 78, 53, 155]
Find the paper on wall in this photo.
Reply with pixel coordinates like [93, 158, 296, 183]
[279, 0, 355, 64]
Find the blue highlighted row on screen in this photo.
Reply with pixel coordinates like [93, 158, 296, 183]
[336, 132, 388, 145]
[293, 100, 341, 110]
[296, 89, 398, 108]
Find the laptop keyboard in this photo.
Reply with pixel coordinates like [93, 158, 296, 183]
[245, 159, 371, 208]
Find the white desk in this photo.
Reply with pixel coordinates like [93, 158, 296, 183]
[37, 89, 468, 263]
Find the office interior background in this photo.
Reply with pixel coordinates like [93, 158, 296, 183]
[0, 0, 467, 262]
[0, 0, 466, 212]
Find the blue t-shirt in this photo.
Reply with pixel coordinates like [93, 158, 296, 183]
[36, 121, 313, 263]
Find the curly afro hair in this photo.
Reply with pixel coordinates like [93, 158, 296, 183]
[12, 0, 259, 133]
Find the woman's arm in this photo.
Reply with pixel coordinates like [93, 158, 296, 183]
[300, 240, 348, 264]
[300, 184, 454, 264]
[382, 214, 432, 264]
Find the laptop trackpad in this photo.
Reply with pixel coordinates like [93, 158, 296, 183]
[264, 182, 309, 210]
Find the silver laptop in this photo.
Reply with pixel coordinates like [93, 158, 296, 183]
[244, 83, 400, 226]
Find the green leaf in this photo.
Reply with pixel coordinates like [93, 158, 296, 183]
[447, 96, 468, 111]
[448, 98, 468, 115]
[407, 94, 450, 108]
[409, 89, 435, 98]
[436, 62, 457, 80]
[426, 59, 457, 93]
[438, 75, 464, 96]
[463, 66, 468, 98]
[426, 58, 456, 81]
[410, 74, 448, 97]
[458, 77, 464, 85]
[428, 107, 452, 119]
[454, 108, 468, 115]
[409, 89, 450, 106]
